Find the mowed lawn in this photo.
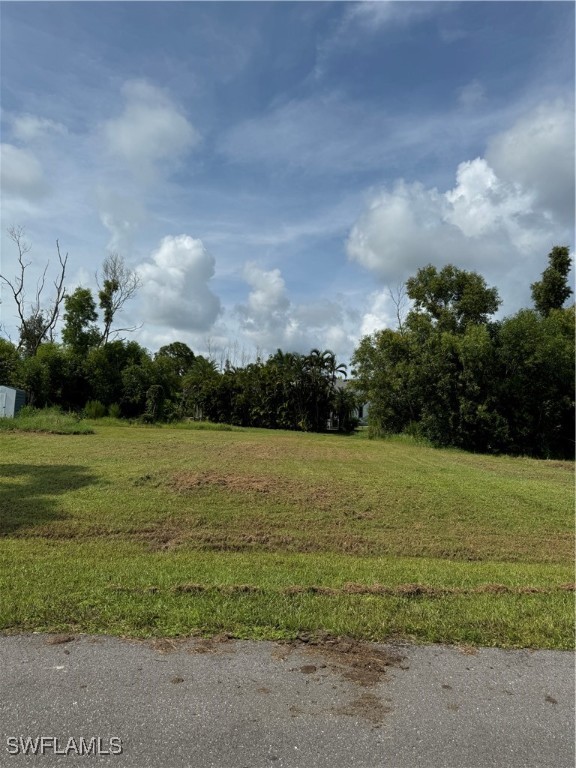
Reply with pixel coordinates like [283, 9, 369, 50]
[1, 423, 573, 648]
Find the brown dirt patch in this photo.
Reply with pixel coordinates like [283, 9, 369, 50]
[145, 634, 234, 655]
[293, 633, 407, 687]
[283, 582, 575, 598]
[44, 634, 75, 645]
[333, 693, 391, 724]
[168, 470, 343, 511]
[186, 634, 234, 654]
[149, 638, 185, 653]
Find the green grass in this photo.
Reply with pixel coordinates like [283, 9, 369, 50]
[1, 423, 573, 648]
[0, 406, 94, 435]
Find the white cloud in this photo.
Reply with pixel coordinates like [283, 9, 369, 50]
[314, 2, 452, 80]
[444, 158, 533, 240]
[137, 235, 221, 332]
[97, 188, 147, 255]
[360, 289, 400, 337]
[342, 1, 444, 32]
[236, 262, 358, 359]
[10, 113, 67, 143]
[486, 101, 575, 227]
[0, 143, 48, 201]
[102, 80, 200, 178]
[347, 103, 574, 308]
[237, 262, 290, 338]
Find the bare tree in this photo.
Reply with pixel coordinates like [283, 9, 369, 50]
[96, 253, 141, 344]
[0, 226, 67, 355]
[387, 281, 409, 334]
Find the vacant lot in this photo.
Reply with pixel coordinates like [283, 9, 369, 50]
[0, 424, 573, 648]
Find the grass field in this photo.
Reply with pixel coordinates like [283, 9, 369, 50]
[1, 422, 573, 648]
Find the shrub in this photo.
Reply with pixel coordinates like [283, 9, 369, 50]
[84, 400, 107, 419]
[108, 403, 122, 419]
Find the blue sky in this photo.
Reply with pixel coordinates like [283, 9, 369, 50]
[1, 1, 574, 365]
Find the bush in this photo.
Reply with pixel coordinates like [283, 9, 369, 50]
[108, 403, 121, 419]
[84, 400, 107, 419]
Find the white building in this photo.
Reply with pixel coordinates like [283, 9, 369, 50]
[0, 386, 26, 418]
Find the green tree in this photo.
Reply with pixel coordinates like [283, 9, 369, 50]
[84, 340, 150, 407]
[406, 264, 500, 333]
[495, 308, 574, 458]
[181, 356, 220, 419]
[531, 246, 573, 317]
[351, 329, 416, 437]
[61, 287, 100, 355]
[155, 342, 196, 377]
[0, 338, 21, 387]
[18, 343, 67, 407]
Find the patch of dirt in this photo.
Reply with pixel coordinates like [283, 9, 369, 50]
[456, 645, 478, 656]
[146, 634, 234, 655]
[149, 638, 185, 654]
[293, 633, 407, 687]
[282, 582, 575, 598]
[333, 693, 391, 724]
[174, 583, 262, 595]
[44, 635, 75, 645]
[168, 470, 344, 512]
[173, 583, 207, 594]
[186, 634, 234, 655]
[542, 461, 574, 472]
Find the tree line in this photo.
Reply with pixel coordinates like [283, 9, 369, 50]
[0, 231, 356, 430]
[0, 335, 357, 431]
[1, 230, 573, 453]
[352, 247, 574, 458]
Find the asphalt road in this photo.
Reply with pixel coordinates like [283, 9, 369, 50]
[0, 634, 573, 768]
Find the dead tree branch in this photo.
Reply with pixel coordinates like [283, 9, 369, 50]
[0, 227, 68, 355]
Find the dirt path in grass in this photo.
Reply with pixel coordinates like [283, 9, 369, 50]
[1, 634, 573, 768]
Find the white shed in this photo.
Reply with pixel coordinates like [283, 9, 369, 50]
[0, 386, 26, 418]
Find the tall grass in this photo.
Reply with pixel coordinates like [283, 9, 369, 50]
[0, 406, 94, 435]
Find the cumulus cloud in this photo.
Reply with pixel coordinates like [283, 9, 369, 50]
[347, 103, 574, 307]
[10, 113, 67, 143]
[237, 263, 291, 339]
[359, 290, 401, 337]
[103, 80, 199, 178]
[137, 235, 221, 332]
[0, 143, 47, 201]
[236, 262, 358, 358]
[486, 101, 575, 226]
